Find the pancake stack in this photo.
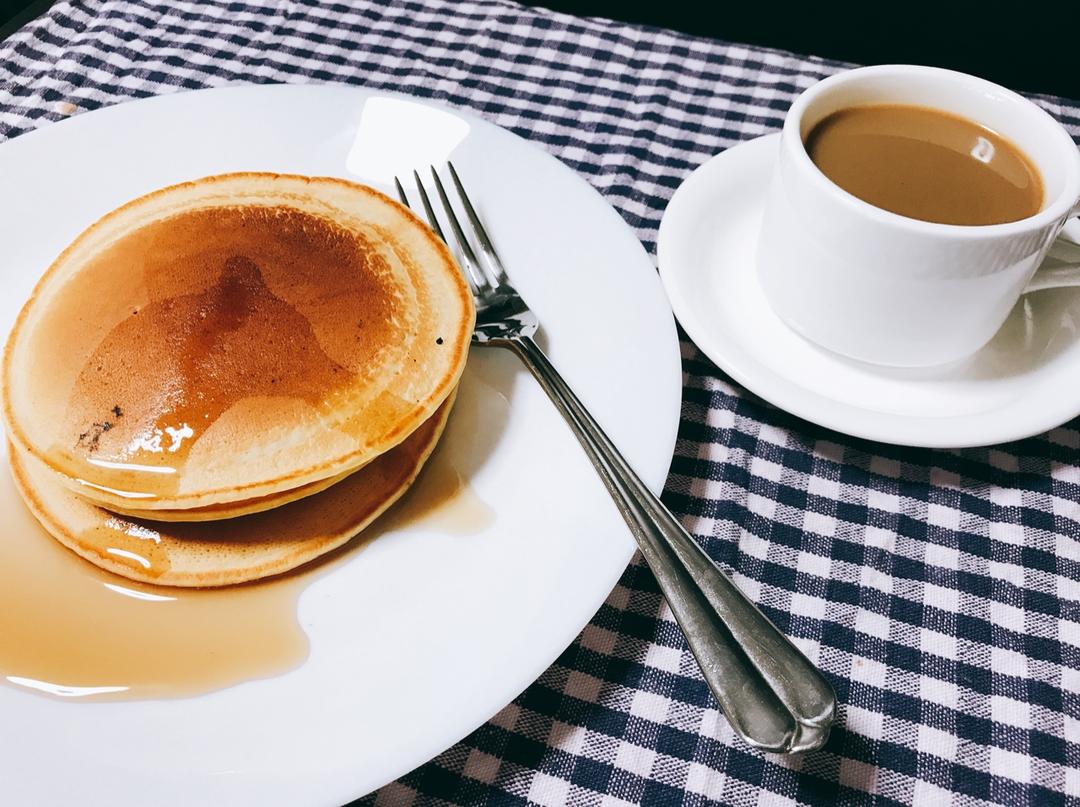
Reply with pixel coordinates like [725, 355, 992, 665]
[2, 173, 474, 587]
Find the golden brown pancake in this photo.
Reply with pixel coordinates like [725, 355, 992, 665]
[100, 465, 358, 523]
[3, 173, 474, 512]
[8, 393, 455, 588]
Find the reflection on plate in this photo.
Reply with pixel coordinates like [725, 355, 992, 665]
[658, 133, 1080, 447]
[0, 84, 681, 805]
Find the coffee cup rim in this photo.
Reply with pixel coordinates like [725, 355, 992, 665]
[783, 64, 1080, 237]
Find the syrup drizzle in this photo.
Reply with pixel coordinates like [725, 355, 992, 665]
[0, 447, 494, 702]
[42, 203, 404, 498]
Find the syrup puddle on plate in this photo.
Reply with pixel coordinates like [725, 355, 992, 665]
[0, 450, 494, 702]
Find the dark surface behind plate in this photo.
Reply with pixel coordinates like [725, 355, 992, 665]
[6, 1, 1078, 98]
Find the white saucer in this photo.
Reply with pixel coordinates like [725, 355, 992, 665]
[658, 133, 1080, 448]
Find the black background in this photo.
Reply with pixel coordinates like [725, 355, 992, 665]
[3, 1, 1076, 101]
[516, 1, 1077, 101]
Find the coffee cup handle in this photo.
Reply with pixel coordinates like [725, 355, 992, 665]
[1024, 206, 1080, 293]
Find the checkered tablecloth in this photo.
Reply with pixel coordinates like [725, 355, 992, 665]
[4, 1, 1079, 805]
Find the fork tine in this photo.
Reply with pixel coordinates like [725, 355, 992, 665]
[397, 174, 455, 264]
[394, 176, 411, 209]
[429, 166, 496, 291]
[411, 170, 447, 244]
[414, 168, 488, 293]
[446, 162, 509, 283]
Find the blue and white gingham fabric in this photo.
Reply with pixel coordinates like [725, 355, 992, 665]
[3, 2, 1079, 805]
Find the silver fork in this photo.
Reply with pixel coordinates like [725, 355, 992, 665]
[396, 164, 836, 754]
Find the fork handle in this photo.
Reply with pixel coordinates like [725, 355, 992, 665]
[506, 335, 836, 753]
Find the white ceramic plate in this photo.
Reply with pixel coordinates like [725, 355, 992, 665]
[658, 133, 1080, 448]
[0, 85, 681, 805]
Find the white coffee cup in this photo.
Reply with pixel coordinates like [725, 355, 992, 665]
[756, 64, 1080, 367]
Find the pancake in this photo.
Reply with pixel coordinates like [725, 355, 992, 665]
[8, 392, 455, 588]
[3, 173, 474, 512]
[100, 465, 358, 523]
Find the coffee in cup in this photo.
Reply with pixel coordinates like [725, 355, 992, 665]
[805, 104, 1043, 226]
